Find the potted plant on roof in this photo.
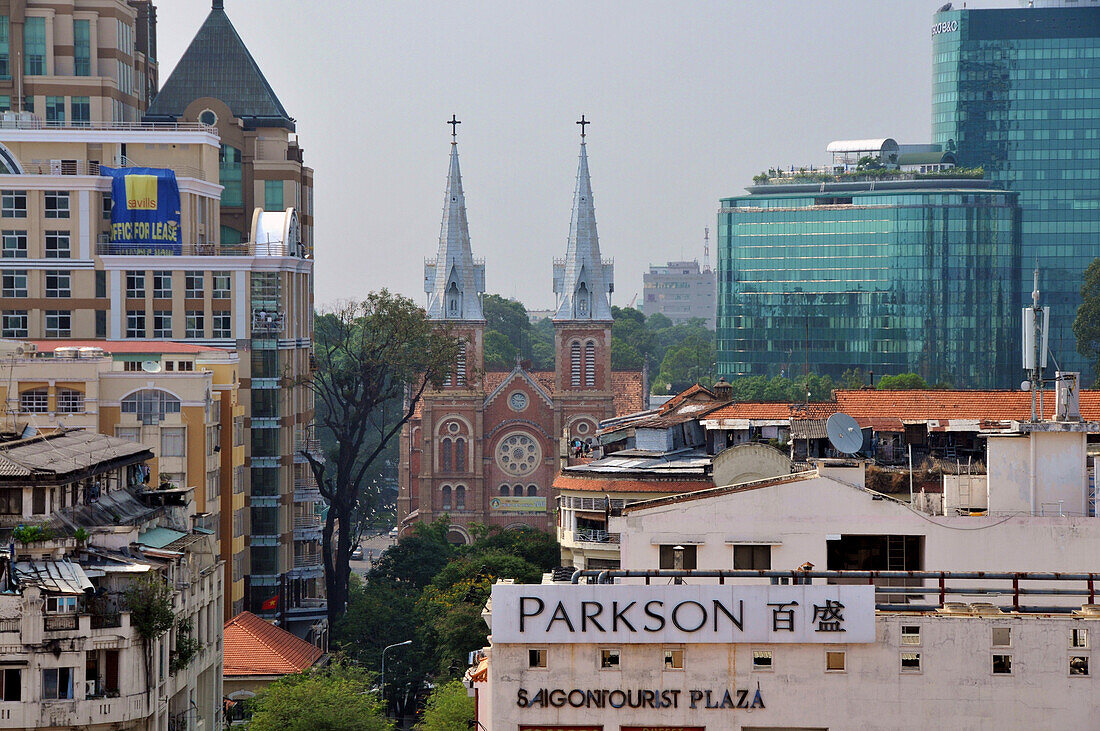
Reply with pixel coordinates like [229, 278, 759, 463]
[12, 524, 52, 545]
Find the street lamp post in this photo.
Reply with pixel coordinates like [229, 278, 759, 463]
[380, 640, 412, 711]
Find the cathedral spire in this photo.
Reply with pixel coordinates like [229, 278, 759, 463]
[425, 120, 485, 321]
[554, 118, 614, 321]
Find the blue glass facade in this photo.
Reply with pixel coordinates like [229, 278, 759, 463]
[932, 6, 1100, 378]
[716, 180, 1020, 387]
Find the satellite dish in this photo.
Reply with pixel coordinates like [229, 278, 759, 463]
[1020, 380, 1031, 392]
[141, 361, 162, 373]
[826, 412, 864, 455]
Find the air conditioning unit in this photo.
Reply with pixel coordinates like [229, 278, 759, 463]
[84, 680, 97, 697]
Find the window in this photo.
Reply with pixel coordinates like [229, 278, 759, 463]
[0, 668, 20, 702]
[528, 649, 547, 669]
[185, 271, 204, 298]
[0, 16, 9, 78]
[2, 270, 26, 297]
[663, 649, 684, 670]
[126, 310, 145, 338]
[658, 544, 697, 570]
[23, 17, 44, 76]
[527, 484, 537, 497]
[44, 231, 70, 258]
[20, 388, 47, 413]
[440, 485, 451, 511]
[95, 271, 106, 298]
[584, 341, 595, 387]
[186, 310, 204, 338]
[153, 311, 172, 338]
[122, 389, 180, 425]
[825, 650, 846, 672]
[45, 310, 69, 338]
[71, 96, 89, 125]
[0, 96, 9, 113]
[45, 271, 70, 298]
[499, 485, 509, 496]
[45, 96, 64, 123]
[901, 625, 921, 646]
[101, 193, 111, 220]
[56, 388, 83, 414]
[44, 191, 69, 219]
[992, 627, 1011, 647]
[126, 271, 145, 298]
[2, 311, 26, 337]
[219, 145, 242, 207]
[31, 487, 45, 514]
[901, 651, 922, 672]
[95, 310, 105, 338]
[752, 650, 773, 670]
[599, 649, 620, 669]
[455, 485, 465, 510]
[513, 485, 523, 497]
[570, 340, 581, 387]
[1070, 656, 1089, 676]
[211, 312, 231, 339]
[161, 427, 185, 457]
[992, 654, 1012, 675]
[73, 20, 90, 76]
[200, 110, 217, 126]
[440, 439, 452, 472]
[454, 438, 466, 472]
[1072, 629, 1088, 649]
[206, 471, 218, 502]
[21, 95, 31, 114]
[265, 180, 283, 211]
[0, 488, 19, 514]
[212, 271, 231, 299]
[2, 230, 26, 257]
[45, 596, 77, 614]
[177, 360, 194, 372]
[1, 191, 25, 218]
[733, 544, 771, 570]
[152, 271, 172, 298]
[115, 427, 140, 442]
[42, 668, 74, 700]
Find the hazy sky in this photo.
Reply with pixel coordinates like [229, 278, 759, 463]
[155, 0, 1012, 311]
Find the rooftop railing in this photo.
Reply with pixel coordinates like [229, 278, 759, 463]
[0, 117, 216, 134]
[96, 241, 313, 258]
[17, 160, 210, 181]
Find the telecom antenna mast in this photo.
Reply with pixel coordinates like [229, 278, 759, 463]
[703, 227, 711, 272]
[1022, 266, 1049, 422]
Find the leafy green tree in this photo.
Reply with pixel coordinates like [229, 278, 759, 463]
[416, 679, 475, 730]
[483, 294, 531, 357]
[1074, 258, 1100, 379]
[304, 291, 462, 629]
[248, 664, 392, 731]
[646, 312, 673, 330]
[655, 333, 715, 393]
[611, 339, 643, 370]
[483, 330, 517, 368]
[876, 372, 930, 390]
[839, 368, 868, 390]
[125, 573, 175, 691]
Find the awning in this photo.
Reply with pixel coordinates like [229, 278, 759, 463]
[649, 537, 705, 545]
[724, 538, 783, 545]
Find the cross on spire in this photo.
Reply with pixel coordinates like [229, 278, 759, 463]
[576, 114, 590, 140]
[448, 114, 461, 141]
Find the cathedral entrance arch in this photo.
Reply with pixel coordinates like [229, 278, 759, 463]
[446, 524, 471, 545]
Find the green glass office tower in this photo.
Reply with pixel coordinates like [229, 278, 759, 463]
[932, 4, 1100, 377]
[716, 179, 1020, 387]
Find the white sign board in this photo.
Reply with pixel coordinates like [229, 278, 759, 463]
[491, 583, 875, 644]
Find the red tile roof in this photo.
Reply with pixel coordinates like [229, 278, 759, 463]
[554, 473, 712, 494]
[223, 611, 323, 677]
[702, 402, 797, 420]
[31, 339, 227, 354]
[834, 389, 1100, 422]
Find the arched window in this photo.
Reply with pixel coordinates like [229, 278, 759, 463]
[584, 341, 596, 387]
[454, 438, 466, 472]
[499, 485, 509, 497]
[455, 485, 466, 510]
[440, 439, 452, 472]
[570, 340, 581, 387]
[441, 485, 452, 511]
[576, 282, 589, 317]
[513, 484, 523, 497]
[447, 281, 460, 316]
[456, 341, 467, 387]
[121, 389, 181, 425]
[527, 485, 538, 497]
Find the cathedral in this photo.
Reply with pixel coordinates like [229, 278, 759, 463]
[396, 121, 647, 543]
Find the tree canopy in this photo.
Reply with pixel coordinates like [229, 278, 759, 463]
[1074, 258, 1100, 379]
[416, 679, 475, 730]
[247, 664, 392, 731]
[876, 372, 930, 390]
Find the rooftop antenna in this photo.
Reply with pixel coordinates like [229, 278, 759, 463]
[1022, 264, 1049, 422]
[703, 227, 711, 272]
[825, 413, 864, 455]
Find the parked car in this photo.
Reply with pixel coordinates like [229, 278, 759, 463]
[388, 527, 399, 539]
[351, 546, 364, 560]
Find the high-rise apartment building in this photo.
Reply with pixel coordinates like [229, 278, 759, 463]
[0, 0, 157, 123]
[641, 260, 716, 328]
[932, 1, 1100, 377]
[716, 176, 1020, 386]
[144, 0, 320, 635]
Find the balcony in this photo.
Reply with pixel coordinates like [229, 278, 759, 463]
[96, 240, 311, 258]
[293, 552, 323, 568]
[294, 515, 322, 541]
[0, 618, 18, 633]
[294, 480, 323, 503]
[43, 614, 78, 631]
[577, 529, 620, 545]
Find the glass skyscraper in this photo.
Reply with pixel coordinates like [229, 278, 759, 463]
[932, 4, 1100, 378]
[716, 179, 1020, 387]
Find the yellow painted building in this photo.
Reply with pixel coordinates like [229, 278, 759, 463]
[0, 338, 247, 617]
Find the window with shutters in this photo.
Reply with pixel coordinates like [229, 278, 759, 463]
[455, 341, 467, 387]
[570, 341, 581, 387]
[584, 341, 596, 387]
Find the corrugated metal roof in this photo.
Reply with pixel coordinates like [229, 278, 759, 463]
[14, 559, 93, 595]
[790, 419, 829, 440]
[137, 527, 187, 549]
[0, 430, 150, 480]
